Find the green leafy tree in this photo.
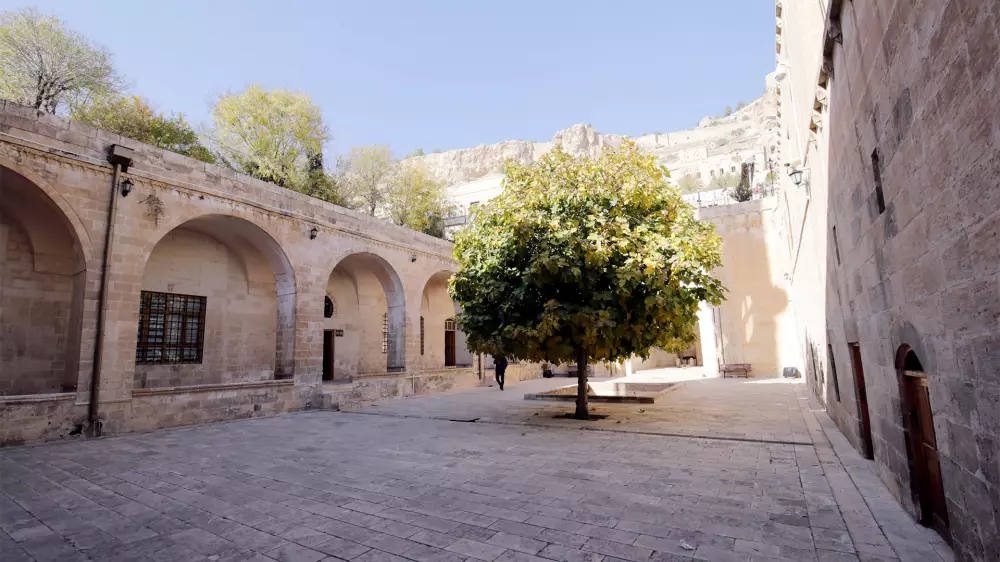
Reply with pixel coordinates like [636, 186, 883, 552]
[710, 171, 740, 189]
[209, 84, 328, 189]
[302, 151, 346, 206]
[71, 95, 214, 163]
[729, 164, 754, 202]
[0, 7, 124, 113]
[449, 142, 725, 419]
[336, 145, 396, 216]
[386, 162, 452, 237]
[723, 105, 733, 116]
[677, 173, 702, 194]
[735, 101, 747, 111]
[406, 148, 425, 158]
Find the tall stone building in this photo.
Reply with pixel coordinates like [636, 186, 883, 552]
[776, 0, 1000, 559]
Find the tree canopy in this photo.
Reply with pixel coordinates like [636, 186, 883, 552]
[677, 173, 703, 194]
[336, 145, 396, 217]
[0, 7, 123, 114]
[386, 161, 452, 237]
[449, 142, 725, 418]
[71, 95, 214, 163]
[209, 84, 328, 189]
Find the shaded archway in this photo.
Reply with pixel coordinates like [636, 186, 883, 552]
[135, 215, 295, 388]
[895, 344, 950, 544]
[420, 271, 472, 370]
[325, 252, 405, 377]
[0, 166, 89, 395]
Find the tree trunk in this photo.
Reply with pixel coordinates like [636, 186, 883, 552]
[574, 347, 589, 420]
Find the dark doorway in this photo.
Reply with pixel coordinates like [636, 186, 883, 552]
[444, 318, 456, 367]
[898, 347, 950, 544]
[322, 330, 335, 381]
[849, 343, 874, 459]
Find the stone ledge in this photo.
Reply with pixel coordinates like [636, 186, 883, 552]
[132, 380, 294, 397]
[0, 392, 76, 405]
[340, 368, 475, 383]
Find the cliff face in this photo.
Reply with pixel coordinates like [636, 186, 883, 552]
[404, 85, 779, 186]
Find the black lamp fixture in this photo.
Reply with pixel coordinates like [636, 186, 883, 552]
[119, 177, 134, 197]
[410, 254, 417, 262]
[788, 167, 805, 186]
[309, 227, 318, 240]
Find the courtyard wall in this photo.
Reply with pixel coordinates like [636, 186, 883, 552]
[0, 101, 497, 445]
[778, 0, 1000, 559]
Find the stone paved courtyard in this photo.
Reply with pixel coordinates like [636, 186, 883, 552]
[1, 373, 953, 562]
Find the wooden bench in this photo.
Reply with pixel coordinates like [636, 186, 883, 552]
[721, 363, 752, 378]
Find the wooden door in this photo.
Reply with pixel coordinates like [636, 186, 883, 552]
[903, 372, 950, 541]
[849, 344, 874, 459]
[322, 330, 335, 381]
[444, 330, 456, 367]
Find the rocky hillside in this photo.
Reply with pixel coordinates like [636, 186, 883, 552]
[404, 82, 780, 186]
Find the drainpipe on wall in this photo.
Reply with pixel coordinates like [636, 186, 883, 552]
[89, 144, 134, 437]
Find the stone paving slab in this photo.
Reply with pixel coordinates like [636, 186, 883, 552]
[353, 373, 811, 444]
[1, 373, 951, 562]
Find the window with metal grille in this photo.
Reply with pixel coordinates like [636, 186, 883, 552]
[381, 313, 388, 354]
[420, 316, 425, 355]
[445, 318, 456, 331]
[136, 291, 206, 364]
[324, 295, 336, 318]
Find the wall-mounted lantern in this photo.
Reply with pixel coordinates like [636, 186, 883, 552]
[788, 167, 806, 186]
[309, 227, 318, 240]
[119, 177, 134, 197]
[411, 254, 417, 262]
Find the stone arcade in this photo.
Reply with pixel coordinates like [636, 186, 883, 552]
[0, 101, 494, 445]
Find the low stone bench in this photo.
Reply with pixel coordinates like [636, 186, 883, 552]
[721, 363, 752, 378]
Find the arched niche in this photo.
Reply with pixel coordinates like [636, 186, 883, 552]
[420, 270, 472, 370]
[324, 252, 405, 378]
[0, 166, 88, 395]
[135, 214, 296, 388]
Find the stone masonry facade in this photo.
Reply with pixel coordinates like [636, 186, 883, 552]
[778, 1, 1000, 560]
[0, 100, 491, 446]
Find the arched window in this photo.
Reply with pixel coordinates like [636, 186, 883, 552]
[420, 316, 425, 355]
[445, 318, 456, 331]
[381, 313, 388, 354]
[324, 295, 336, 319]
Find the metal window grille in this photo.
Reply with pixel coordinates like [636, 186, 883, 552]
[324, 295, 336, 318]
[382, 313, 388, 354]
[420, 316, 424, 355]
[136, 290, 206, 364]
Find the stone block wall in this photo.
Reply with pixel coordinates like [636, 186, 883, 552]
[696, 199, 796, 376]
[794, 1, 1000, 559]
[0, 101, 465, 446]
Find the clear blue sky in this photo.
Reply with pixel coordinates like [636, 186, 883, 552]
[19, 0, 775, 157]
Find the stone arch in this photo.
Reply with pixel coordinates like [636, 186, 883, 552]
[134, 214, 296, 388]
[419, 270, 471, 369]
[0, 165, 90, 395]
[0, 158, 95, 267]
[326, 252, 406, 375]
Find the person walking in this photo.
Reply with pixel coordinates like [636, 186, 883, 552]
[494, 354, 508, 391]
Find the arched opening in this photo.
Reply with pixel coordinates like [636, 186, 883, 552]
[420, 271, 471, 370]
[325, 253, 405, 378]
[136, 215, 295, 388]
[896, 345, 950, 544]
[0, 166, 88, 396]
